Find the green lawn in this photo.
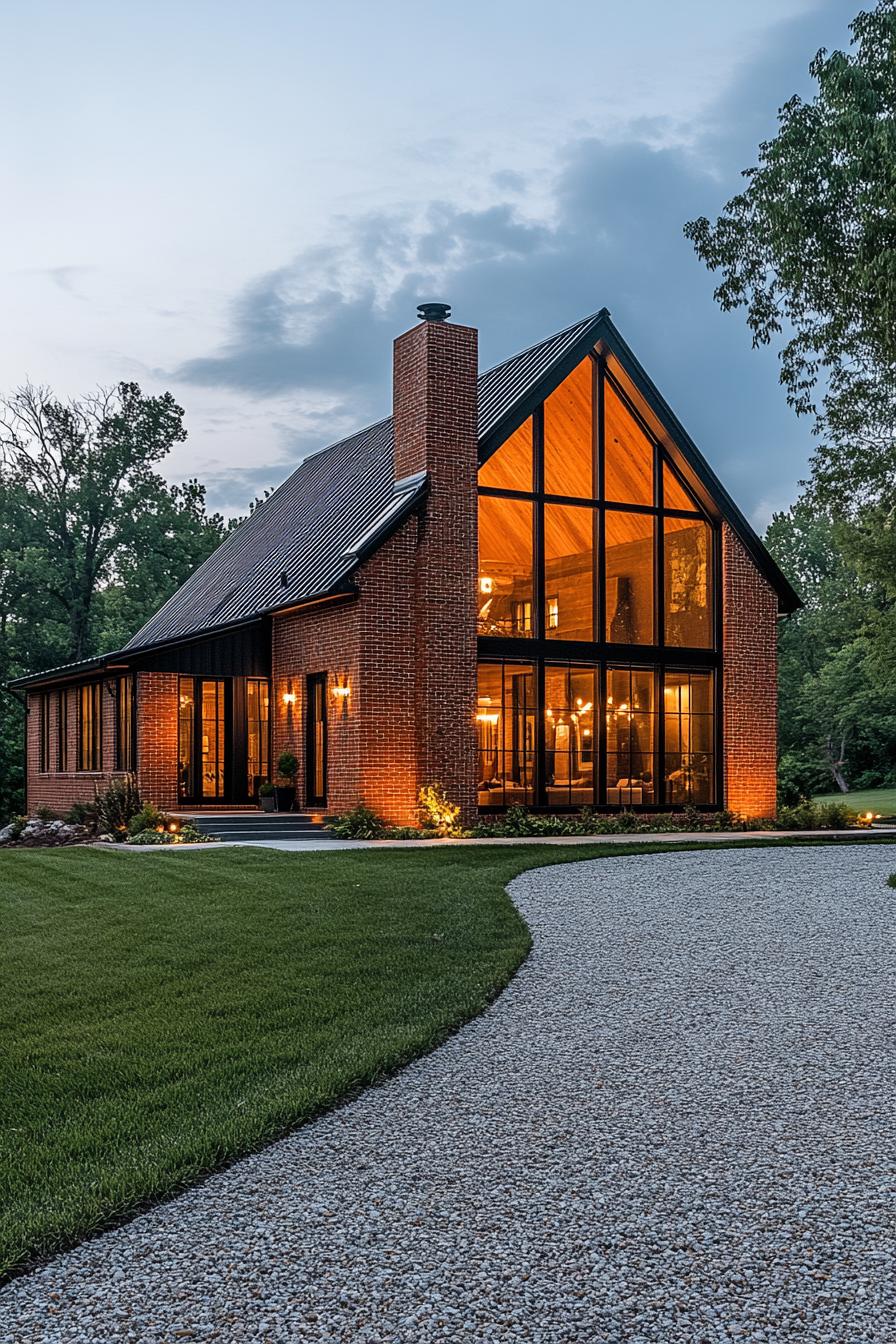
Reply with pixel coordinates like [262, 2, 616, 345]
[813, 786, 896, 819]
[2, 837, 894, 1279]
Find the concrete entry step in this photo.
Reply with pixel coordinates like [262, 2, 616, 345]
[176, 811, 330, 843]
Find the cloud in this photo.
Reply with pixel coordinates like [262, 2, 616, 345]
[171, 0, 857, 524]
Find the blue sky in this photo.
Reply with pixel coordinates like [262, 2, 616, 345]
[2, 0, 858, 523]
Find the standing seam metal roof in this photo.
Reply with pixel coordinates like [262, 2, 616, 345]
[124, 313, 606, 651]
[119, 306, 797, 655]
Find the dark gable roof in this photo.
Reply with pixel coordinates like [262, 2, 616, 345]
[9, 309, 799, 688]
[124, 309, 628, 653]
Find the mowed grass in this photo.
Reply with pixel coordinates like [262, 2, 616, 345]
[2, 836, 894, 1279]
[813, 786, 896, 819]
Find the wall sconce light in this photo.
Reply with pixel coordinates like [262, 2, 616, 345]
[479, 575, 494, 594]
[282, 691, 297, 706]
[332, 683, 351, 701]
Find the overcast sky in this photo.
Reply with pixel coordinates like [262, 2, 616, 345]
[2, 0, 858, 525]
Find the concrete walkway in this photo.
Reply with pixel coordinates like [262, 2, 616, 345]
[2, 843, 894, 1341]
[111, 828, 893, 852]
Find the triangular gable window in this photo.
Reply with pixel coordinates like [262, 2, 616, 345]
[603, 379, 653, 505]
[479, 417, 533, 492]
[663, 460, 699, 511]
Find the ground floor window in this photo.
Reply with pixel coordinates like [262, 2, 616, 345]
[115, 676, 136, 772]
[477, 662, 536, 807]
[77, 682, 102, 772]
[663, 669, 714, 805]
[477, 660, 715, 809]
[57, 689, 68, 771]
[39, 694, 51, 773]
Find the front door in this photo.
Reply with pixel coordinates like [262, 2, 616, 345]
[306, 673, 327, 806]
[178, 677, 229, 804]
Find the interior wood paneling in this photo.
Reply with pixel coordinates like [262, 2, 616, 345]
[544, 355, 594, 498]
[604, 380, 653, 505]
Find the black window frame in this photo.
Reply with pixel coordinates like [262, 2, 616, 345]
[57, 689, 68, 772]
[77, 682, 103, 773]
[477, 352, 722, 812]
[115, 675, 137, 773]
[38, 693, 51, 774]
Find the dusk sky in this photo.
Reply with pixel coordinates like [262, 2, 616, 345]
[3, 0, 857, 526]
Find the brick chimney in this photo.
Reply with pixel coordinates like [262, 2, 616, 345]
[392, 302, 479, 822]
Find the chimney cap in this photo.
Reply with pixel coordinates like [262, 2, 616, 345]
[417, 301, 451, 323]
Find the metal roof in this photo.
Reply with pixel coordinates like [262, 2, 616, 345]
[10, 308, 799, 687]
[124, 312, 612, 652]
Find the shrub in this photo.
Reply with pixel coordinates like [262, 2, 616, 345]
[776, 800, 857, 830]
[382, 825, 423, 840]
[888, 874, 895, 889]
[417, 782, 461, 835]
[94, 774, 142, 838]
[35, 805, 58, 822]
[127, 822, 215, 846]
[127, 803, 173, 837]
[64, 801, 97, 828]
[258, 780, 275, 797]
[328, 803, 386, 839]
[277, 751, 299, 782]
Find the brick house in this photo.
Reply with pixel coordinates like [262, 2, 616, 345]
[10, 305, 799, 824]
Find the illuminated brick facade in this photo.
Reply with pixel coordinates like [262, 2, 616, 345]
[15, 309, 792, 824]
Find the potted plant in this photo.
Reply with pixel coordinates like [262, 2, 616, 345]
[275, 751, 299, 812]
[258, 780, 276, 812]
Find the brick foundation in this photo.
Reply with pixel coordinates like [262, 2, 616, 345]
[721, 523, 778, 818]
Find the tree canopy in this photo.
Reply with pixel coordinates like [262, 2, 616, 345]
[685, 1, 896, 497]
[0, 381, 231, 818]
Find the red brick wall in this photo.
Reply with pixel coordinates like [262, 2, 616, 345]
[271, 521, 421, 825]
[272, 596, 363, 815]
[24, 673, 178, 816]
[722, 523, 778, 818]
[393, 318, 479, 823]
[136, 673, 179, 810]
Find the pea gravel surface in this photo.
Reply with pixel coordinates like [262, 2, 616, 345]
[3, 843, 895, 1343]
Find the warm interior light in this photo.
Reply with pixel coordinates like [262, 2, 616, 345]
[476, 712, 499, 725]
[479, 575, 494, 594]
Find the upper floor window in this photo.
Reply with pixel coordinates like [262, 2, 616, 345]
[78, 682, 102, 772]
[477, 354, 715, 649]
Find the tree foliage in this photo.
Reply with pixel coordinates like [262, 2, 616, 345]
[685, 1, 896, 492]
[0, 381, 231, 818]
[766, 497, 896, 796]
[689, 1, 896, 797]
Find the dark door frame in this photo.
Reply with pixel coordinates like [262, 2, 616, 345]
[305, 672, 328, 807]
[177, 675, 232, 805]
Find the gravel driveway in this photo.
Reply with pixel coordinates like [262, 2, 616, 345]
[2, 843, 895, 1343]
